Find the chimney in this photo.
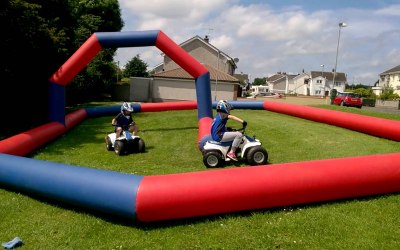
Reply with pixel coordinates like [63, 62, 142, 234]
[204, 35, 209, 43]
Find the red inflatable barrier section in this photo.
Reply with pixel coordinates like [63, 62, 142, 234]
[264, 101, 400, 141]
[136, 152, 400, 222]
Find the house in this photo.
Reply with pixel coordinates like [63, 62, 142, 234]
[291, 72, 311, 96]
[151, 64, 240, 102]
[373, 65, 400, 95]
[309, 71, 346, 96]
[266, 72, 297, 94]
[131, 35, 241, 102]
[153, 35, 238, 75]
[274, 71, 346, 96]
[233, 73, 250, 96]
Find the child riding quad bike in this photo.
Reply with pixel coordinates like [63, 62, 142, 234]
[202, 124, 268, 168]
[105, 125, 145, 155]
[105, 102, 145, 156]
[202, 100, 268, 168]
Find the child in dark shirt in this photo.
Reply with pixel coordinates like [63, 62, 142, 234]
[112, 102, 139, 138]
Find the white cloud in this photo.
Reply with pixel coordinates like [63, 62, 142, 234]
[115, 0, 400, 85]
[375, 4, 400, 16]
[210, 35, 234, 51]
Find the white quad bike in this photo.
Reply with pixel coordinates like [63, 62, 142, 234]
[202, 126, 268, 168]
[105, 125, 145, 156]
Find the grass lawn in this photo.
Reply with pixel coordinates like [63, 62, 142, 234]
[1, 103, 400, 249]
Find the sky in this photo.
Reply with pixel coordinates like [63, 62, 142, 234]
[115, 0, 400, 85]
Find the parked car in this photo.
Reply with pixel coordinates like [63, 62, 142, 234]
[332, 92, 363, 108]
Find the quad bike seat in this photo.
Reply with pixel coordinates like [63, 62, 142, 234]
[207, 140, 233, 147]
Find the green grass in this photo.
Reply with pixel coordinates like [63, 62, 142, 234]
[1, 105, 400, 249]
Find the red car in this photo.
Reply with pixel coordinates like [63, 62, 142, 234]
[332, 92, 363, 108]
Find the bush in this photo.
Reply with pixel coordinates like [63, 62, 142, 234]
[330, 89, 338, 104]
[352, 88, 375, 98]
[362, 98, 376, 107]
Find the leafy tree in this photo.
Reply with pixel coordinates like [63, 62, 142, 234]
[378, 83, 400, 101]
[0, 0, 123, 136]
[123, 55, 149, 78]
[0, 0, 76, 135]
[352, 88, 375, 98]
[66, 0, 124, 105]
[253, 77, 266, 85]
[345, 83, 370, 90]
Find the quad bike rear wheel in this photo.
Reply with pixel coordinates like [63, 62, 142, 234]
[246, 146, 268, 165]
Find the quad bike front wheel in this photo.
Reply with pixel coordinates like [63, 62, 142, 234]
[137, 138, 145, 153]
[246, 146, 268, 165]
[114, 140, 125, 156]
[203, 151, 224, 168]
[105, 136, 113, 151]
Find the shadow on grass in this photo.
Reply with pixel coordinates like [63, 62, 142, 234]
[140, 126, 198, 133]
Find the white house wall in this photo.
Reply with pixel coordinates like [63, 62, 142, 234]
[211, 81, 237, 101]
[291, 75, 308, 95]
[163, 40, 234, 75]
[310, 77, 325, 97]
[379, 73, 400, 95]
[152, 78, 197, 101]
[273, 81, 287, 93]
[152, 78, 236, 101]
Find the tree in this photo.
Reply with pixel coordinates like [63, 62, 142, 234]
[379, 83, 400, 101]
[345, 83, 370, 90]
[66, 0, 124, 105]
[0, 0, 76, 135]
[352, 88, 375, 98]
[253, 77, 266, 86]
[0, 0, 124, 136]
[123, 55, 149, 78]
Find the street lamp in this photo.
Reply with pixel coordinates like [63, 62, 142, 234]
[321, 64, 325, 97]
[321, 64, 324, 78]
[332, 22, 347, 94]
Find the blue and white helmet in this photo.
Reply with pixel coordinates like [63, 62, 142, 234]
[121, 102, 133, 112]
[216, 100, 233, 114]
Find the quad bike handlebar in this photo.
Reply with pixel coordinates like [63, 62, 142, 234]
[226, 120, 247, 132]
[226, 125, 246, 133]
[112, 124, 134, 131]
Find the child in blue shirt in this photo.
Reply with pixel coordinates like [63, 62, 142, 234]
[211, 100, 247, 161]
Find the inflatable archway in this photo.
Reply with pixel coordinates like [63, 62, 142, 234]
[0, 30, 400, 222]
